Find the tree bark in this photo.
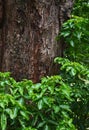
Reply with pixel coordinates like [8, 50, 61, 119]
[0, 0, 74, 82]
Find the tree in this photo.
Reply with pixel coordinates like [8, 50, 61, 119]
[0, 0, 74, 82]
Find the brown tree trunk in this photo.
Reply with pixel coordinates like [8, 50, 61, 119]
[0, 0, 73, 82]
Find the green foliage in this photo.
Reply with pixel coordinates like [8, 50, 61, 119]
[55, 0, 89, 130]
[55, 57, 89, 130]
[0, 1, 89, 130]
[56, 0, 89, 65]
[1, 57, 89, 130]
[58, 15, 89, 64]
[73, 0, 89, 18]
[0, 72, 75, 130]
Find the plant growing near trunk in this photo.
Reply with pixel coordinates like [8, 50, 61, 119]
[0, 72, 75, 130]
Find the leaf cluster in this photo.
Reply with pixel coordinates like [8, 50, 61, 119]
[0, 72, 75, 130]
[56, 0, 89, 65]
[55, 57, 89, 130]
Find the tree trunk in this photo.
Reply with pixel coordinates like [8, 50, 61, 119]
[0, 0, 73, 82]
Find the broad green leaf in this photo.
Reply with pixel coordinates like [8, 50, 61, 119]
[1, 113, 7, 130]
[70, 40, 74, 47]
[70, 68, 77, 76]
[0, 82, 5, 87]
[38, 100, 44, 110]
[0, 102, 5, 109]
[60, 105, 71, 112]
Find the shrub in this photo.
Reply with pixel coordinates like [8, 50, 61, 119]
[0, 57, 89, 130]
[0, 72, 75, 130]
[55, 57, 89, 130]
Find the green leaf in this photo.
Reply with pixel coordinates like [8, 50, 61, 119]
[20, 111, 29, 120]
[38, 100, 44, 110]
[77, 32, 82, 40]
[18, 98, 24, 105]
[48, 120, 58, 125]
[19, 118, 26, 128]
[5, 108, 18, 119]
[43, 97, 49, 106]
[44, 125, 49, 130]
[32, 115, 38, 126]
[0, 102, 5, 109]
[48, 86, 54, 94]
[60, 105, 71, 112]
[37, 121, 46, 128]
[70, 40, 74, 47]
[61, 31, 70, 37]
[19, 86, 24, 95]
[53, 106, 60, 113]
[1, 113, 7, 130]
[70, 68, 77, 76]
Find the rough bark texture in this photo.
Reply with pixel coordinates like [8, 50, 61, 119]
[0, 0, 73, 82]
